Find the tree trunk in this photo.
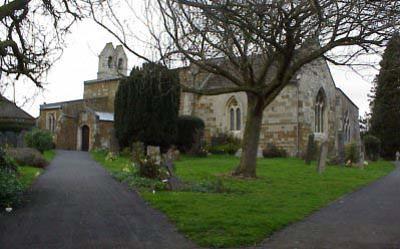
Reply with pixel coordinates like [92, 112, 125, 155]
[233, 94, 264, 178]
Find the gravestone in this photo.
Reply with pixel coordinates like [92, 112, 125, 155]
[257, 147, 263, 158]
[235, 148, 242, 157]
[167, 146, 180, 161]
[305, 134, 315, 165]
[131, 142, 145, 164]
[337, 131, 345, 166]
[235, 148, 262, 158]
[357, 144, 366, 168]
[317, 140, 329, 174]
[162, 149, 183, 190]
[147, 146, 161, 165]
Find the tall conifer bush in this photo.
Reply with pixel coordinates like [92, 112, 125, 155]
[370, 34, 400, 158]
[114, 63, 180, 149]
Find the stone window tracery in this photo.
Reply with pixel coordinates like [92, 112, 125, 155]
[46, 113, 56, 133]
[227, 97, 241, 131]
[343, 111, 351, 142]
[315, 89, 326, 133]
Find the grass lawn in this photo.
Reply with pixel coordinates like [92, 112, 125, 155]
[43, 150, 56, 162]
[18, 166, 43, 189]
[92, 152, 394, 248]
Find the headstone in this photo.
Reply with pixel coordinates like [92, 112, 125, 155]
[235, 148, 242, 157]
[305, 134, 315, 165]
[337, 131, 345, 166]
[162, 153, 182, 191]
[131, 142, 145, 164]
[317, 140, 329, 174]
[147, 146, 161, 164]
[357, 144, 366, 168]
[166, 146, 180, 161]
[257, 147, 263, 158]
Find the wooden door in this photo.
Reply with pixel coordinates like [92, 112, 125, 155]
[81, 125, 90, 151]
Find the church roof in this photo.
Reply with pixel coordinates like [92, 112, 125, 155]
[336, 88, 359, 109]
[84, 77, 122, 85]
[40, 99, 84, 110]
[0, 95, 35, 121]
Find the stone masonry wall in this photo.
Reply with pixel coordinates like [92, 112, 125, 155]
[83, 79, 120, 112]
[179, 58, 356, 158]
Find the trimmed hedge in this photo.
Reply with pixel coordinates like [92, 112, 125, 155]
[176, 116, 205, 153]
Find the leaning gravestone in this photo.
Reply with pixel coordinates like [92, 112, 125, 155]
[305, 134, 315, 165]
[317, 140, 329, 174]
[162, 148, 183, 190]
[337, 131, 345, 166]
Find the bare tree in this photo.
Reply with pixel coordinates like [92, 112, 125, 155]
[0, 0, 89, 87]
[93, 0, 400, 177]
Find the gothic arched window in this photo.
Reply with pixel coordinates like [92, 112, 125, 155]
[107, 56, 113, 68]
[227, 97, 241, 131]
[230, 108, 235, 131]
[118, 58, 123, 70]
[236, 108, 241, 131]
[46, 113, 56, 133]
[315, 89, 326, 133]
[343, 111, 351, 142]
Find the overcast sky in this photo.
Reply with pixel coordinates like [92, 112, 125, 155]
[2, 19, 377, 118]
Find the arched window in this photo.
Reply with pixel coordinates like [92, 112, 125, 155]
[343, 111, 350, 142]
[107, 56, 113, 68]
[315, 89, 326, 133]
[117, 58, 123, 70]
[230, 108, 235, 131]
[227, 97, 241, 131]
[236, 108, 241, 130]
[46, 113, 56, 133]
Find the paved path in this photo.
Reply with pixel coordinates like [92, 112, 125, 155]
[0, 150, 197, 249]
[256, 162, 400, 249]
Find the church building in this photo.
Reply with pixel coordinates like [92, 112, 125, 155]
[38, 43, 361, 157]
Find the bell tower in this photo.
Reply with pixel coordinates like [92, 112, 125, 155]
[97, 42, 128, 79]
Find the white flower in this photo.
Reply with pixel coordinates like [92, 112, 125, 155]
[152, 190, 156, 194]
[162, 179, 169, 183]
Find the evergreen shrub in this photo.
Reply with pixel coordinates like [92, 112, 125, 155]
[363, 135, 381, 161]
[345, 142, 360, 164]
[24, 129, 53, 153]
[176, 116, 205, 153]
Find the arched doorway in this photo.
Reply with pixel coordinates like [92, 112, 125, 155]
[81, 125, 90, 151]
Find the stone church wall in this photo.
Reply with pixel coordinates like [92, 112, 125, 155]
[178, 58, 361, 158]
[83, 79, 120, 112]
